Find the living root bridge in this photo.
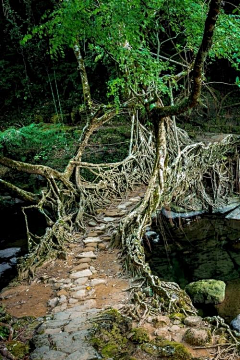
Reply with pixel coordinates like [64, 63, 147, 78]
[0, 119, 155, 280]
[0, 114, 239, 313]
[113, 118, 240, 319]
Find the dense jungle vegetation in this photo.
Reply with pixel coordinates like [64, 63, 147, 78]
[0, 0, 240, 314]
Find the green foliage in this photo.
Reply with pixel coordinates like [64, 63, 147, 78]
[0, 325, 10, 340]
[1, 0, 240, 128]
[210, 12, 240, 69]
[21, 0, 239, 111]
[0, 123, 79, 169]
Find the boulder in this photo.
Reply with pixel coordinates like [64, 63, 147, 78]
[185, 279, 226, 304]
[183, 328, 211, 346]
[230, 314, 240, 332]
[184, 316, 203, 327]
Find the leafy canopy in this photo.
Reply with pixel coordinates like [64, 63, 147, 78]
[22, 0, 240, 104]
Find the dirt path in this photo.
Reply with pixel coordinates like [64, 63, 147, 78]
[1, 185, 239, 359]
[0, 187, 145, 359]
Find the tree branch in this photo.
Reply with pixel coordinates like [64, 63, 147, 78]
[64, 107, 125, 179]
[0, 156, 76, 191]
[0, 179, 39, 203]
[73, 42, 92, 112]
[153, 0, 221, 117]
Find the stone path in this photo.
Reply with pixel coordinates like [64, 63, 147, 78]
[30, 192, 144, 360]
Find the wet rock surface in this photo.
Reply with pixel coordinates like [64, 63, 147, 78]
[230, 314, 240, 332]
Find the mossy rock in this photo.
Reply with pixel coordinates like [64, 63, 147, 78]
[141, 342, 159, 356]
[90, 309, 132, 359]
[6, 340, 29, 359]
[185, 279, 226, 304]
[183, 328, 212, 346]
[101, 343, 119, 357]
[141, 338, 192, 359]
[129, 327, 150, 343]
[169, 313, 186, 322]
[156, 339, 192, 359]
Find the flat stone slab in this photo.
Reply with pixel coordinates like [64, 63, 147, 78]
[64, 318, 89, 333]
[88, 231, 104, 236]
[95, 224, 106, 230]
[65, 347, 99, 360]
[76, 251, 97, 259]
[104, 211, 121, 217]
[71, 263, 89, 272]
[90, 279, 106, 286]
[54, 312, 70, 321]
[83, 237, 102, 244]
[84, 246, 96, 252]
[70, 269, 92, 279]
[68, 298, 78, 305]
[74, 277, 89, 285]
[117, 201, 132, 209]
[39, 319, 70, 330]
[31, 348, 66, 360]
[52, 304, 67, 313]
[72, 289, 86, 299]
[129, 197, 141, 202]
[56, 278, 72, 284]
[45, 328, 62, 335]
[77, 257, 92, 263]
[103, 217, 116, 222]
[66, 300, 97, 313]
[70, 285, 86, 291]
[101, 236, 111, 241]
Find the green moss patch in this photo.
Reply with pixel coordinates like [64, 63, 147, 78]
[185, 279, 226, 304]
[0, 306, 40, 360]
[6, 340, 29, 359]
[141, 338, 192, 359]
[90, 309, 193, 359]
[129, 327, 150, 343]
[90, 309, 133, 359]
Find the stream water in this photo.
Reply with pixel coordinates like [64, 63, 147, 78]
[0, 204, 46, 290]
[146, 214, 240, 322]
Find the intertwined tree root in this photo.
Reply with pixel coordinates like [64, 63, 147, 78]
[5, 115, 238, 325]
[2, 115, 236, 357]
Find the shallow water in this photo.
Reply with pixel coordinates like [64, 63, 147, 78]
[147, 215, 240, 321]
[0, 204, 46, 290]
